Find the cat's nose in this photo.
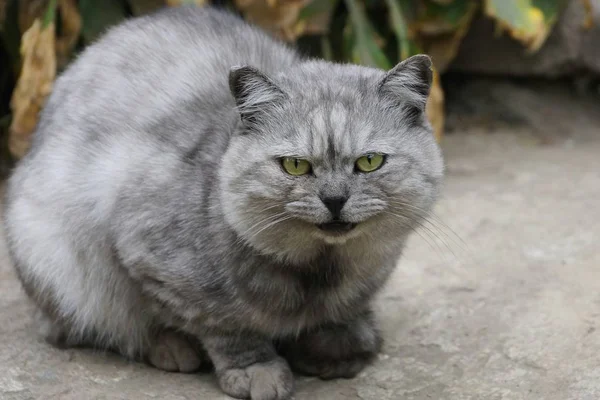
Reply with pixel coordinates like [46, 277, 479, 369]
[321, 196, 348, 220]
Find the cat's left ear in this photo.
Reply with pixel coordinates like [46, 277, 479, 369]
[378, 54, 433, 117]
[229, 66, 287, 129]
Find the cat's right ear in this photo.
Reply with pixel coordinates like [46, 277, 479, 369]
[378, 54, 432, 124]
[229, 66, 287, 129]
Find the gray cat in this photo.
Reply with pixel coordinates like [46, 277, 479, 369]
[3, 5, 443, 400]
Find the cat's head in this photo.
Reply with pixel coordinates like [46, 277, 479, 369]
[219, 55, 444, 263]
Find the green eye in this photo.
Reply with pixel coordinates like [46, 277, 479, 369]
[355, 154, 385, 173]
[282, 157, 311, 176]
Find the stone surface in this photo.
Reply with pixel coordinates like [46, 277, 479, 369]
[451, 0, 600, 77]
[1, 81, 600, 399]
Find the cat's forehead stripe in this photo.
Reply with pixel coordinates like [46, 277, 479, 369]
[308, 107, 327, 158]
[325, 106, 336, 161]
[329, 103, 349, 159]
[306, 103, 356, 162]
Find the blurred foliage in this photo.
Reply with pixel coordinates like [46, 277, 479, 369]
[0, 0, 577, 159]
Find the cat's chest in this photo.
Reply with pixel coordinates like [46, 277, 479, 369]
[297, 249, 393, 307]
[234, 247, 394, 333]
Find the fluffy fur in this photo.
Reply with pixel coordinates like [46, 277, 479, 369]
[3, 6, 443, 400]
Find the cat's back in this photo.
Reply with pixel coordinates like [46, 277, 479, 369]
[37, 6, 298, 143]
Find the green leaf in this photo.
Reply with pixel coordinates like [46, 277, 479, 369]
[321, 36, 333, 61]
[486, 0, 536, 32]
[127, 0, 166, 15]
[298, 0, 341, 37]
[484, 0, 566, 51]
[383, 0, 411, 60]
[299, 0, 340, 21]
[42, 0, 58, 28]
[344, 0, 391, 69]
[79, 0, 128, 44]
[532, 0, 567, 23]
[342, 18, 355, 61]
[423, 0, 474, 27]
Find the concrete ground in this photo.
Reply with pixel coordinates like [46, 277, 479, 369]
[1, 80, 599, 400]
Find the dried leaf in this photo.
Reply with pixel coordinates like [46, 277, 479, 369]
[55, 0, 81, 68]
[19, 0, 80, 68]
[426, 67, 444, 142]
[581, 0, 595, 30]
[235, 0, 308, 41]
[9, 18, 57, 158]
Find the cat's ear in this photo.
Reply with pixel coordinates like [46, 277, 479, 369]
[229, 66, 287, 128]
[378, 54, 432, 121]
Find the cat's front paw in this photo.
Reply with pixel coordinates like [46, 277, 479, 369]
[281, 312, 382, 380]
[288, 352, 374, 380]
[216, 357, 294, 400]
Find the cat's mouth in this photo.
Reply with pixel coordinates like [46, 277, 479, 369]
[317, 221, 357, 234]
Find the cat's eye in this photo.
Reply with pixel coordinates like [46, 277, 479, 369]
[282, 157, 312, 176]
[355, 154, 385, 173]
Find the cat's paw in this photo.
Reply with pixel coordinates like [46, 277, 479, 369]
[216, 357, 294, 400]
[148, 331, 205, 373]
[281, 312, 381, 380]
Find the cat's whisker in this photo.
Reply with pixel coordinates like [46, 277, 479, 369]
[405, 216, 461, 262]
[417, 214, 469, 255]
[416, 218, 471, 262]
[243, 203, 282, 215]
[387, 200, 470, 256]
[241, 211, 288, 235]
[417, 219, 460, 262]
[388, 200, 468, 247]
[379, 211, 435, 250]
[381, 211, 454, 263]
[245, 215, 294, 243]
[233, 211, 290, 247]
